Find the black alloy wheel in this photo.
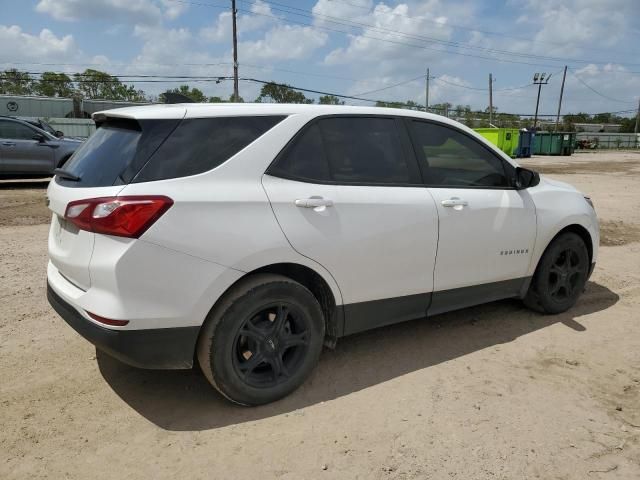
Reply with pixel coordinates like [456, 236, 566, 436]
[232, 303, 310, 388]
[197, 274, 325, 406]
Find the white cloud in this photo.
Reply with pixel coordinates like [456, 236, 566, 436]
[239, 25, 328, 63]
[35, 0, 186, 25]
[200, 0, 277, 43]
[0, 25, 77, 63]
[323, 1, 465, 72]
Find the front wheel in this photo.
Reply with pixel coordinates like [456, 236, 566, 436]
[197, 274, 325, 406]
[524, 232, 590, 314]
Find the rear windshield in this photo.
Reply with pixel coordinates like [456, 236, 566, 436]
[57, 115, 286, 188]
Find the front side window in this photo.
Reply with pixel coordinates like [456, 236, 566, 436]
[0, 121, 36, 140]
[409, 121, 510, 188]
[269, 116, 419, 185]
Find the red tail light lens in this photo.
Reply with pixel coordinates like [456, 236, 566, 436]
[65, 196, 173, 238]
[87, 311, 129, 327]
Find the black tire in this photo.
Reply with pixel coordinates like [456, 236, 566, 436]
[196, 274, 325, 406]
[524, 232, 590, 314]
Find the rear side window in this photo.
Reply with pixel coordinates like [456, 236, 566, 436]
[133, 116, 286, 183]
[57, 116, 285, 188]
[268, 116, 419, 185]
[268, 123, 330, 182]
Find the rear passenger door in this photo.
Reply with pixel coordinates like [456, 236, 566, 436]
[406, 119, 536, 315]
[262, 116, 439, 335]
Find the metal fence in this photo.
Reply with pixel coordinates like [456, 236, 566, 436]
[46, 118, 96, 138]
[575, 132, 640, 149]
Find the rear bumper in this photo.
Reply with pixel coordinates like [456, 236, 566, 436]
[47, 283, 199, 369]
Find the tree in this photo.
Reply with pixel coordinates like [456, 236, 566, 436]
[228, 93, 244, 103]
[256, 82, 313, 104]
[159, 85, 208, 103]
[319, 95, 344, 105]
[74, 69, 146, 101]
[35, 72, 74, 97]
[209, 96, 224, 103]
[0, 68, 34, 95]
[375, 99, 421, 109]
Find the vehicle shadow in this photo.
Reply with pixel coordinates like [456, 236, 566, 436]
[97, 281, 619, 431]
[0, 178, 50, 189]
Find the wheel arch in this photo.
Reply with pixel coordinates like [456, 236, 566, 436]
[200, 262, 343, 351]
[529, 222, 594, 284]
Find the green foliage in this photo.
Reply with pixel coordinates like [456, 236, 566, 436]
[35, 72, 74, 97]
[0, 69, 34, 95]
[228, 93, 244, 103]
[256, 82, 313, 104]
[318, 95, 344, 105]
[74, 69, 146, 101]
[159, 85, 208, 103]
[375, 99, 421, 109]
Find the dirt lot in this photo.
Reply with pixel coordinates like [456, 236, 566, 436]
[1, 151, 639, 479]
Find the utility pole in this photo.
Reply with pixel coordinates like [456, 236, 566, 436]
[635, 97, 640, 136]
[555, 66, 567, 132]
[425, 68, 429, 112]
[231, 0, 239, 101]
[532, 72, 551, 129]
[489, 73, 493, 126]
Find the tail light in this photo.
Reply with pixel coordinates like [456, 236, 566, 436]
[64, 196, 173, 238]
[86, 311, 129, 327]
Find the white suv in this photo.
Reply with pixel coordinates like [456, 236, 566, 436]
[47, 104, 598, 405]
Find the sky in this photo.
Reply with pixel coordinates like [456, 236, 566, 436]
[1, 0, 639, 117]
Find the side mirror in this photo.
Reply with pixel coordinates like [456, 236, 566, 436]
[55, 130, 64, 138]
[514, 167, 540, 190]
[32, 133, 46, 143]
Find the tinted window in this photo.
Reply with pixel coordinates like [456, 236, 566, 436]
[269, 116, 417, 185]
[320, 117, 412, 184]
[409, 121, 510, 187]
[57, 118, 179, 188]
[268, 123, 330, 182]
[57, 116, 285, 188]
[0, 120, 36, 140]
[134, 116, 286, 183]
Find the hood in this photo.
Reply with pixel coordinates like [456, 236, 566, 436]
[539, 174, 582, 194]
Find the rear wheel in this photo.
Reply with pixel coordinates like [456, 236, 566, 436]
[197, 274, 324, 406]
[524, 232, 589, 314]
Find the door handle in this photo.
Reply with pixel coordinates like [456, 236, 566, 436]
[295, 196, 334, 209]
[441, 197, 468, 208]
[2, 142, 16, 147]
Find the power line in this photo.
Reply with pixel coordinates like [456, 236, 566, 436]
[323, 0, 639, 60]
[258, 0, 638, 67]
[3, 72, 636, 117]
[568, 68, 636, 104]
[352, 75, 425, 96]
[177, 0, 640, 69]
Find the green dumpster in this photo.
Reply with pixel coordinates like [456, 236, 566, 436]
[474, 128, 520, 157]
[532, 132, 575, 156]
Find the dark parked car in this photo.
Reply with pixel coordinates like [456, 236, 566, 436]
[0, 116, 82, 176]
[13, 117, 65, 138]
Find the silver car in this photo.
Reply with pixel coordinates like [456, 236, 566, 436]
[0, 116, 82, 176]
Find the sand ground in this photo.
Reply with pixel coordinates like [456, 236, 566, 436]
[1, 151, 639, 479]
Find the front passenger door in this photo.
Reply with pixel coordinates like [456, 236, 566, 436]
[263, 116, 439, 335]
[407, 120, 536, 315]
[0, 120, 54, 174]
